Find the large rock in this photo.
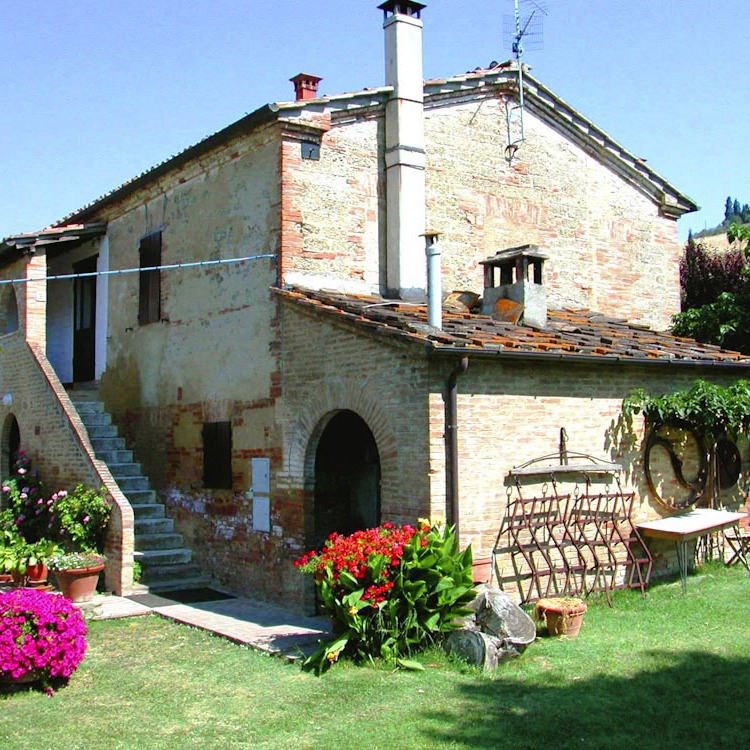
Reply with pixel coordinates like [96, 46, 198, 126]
[474, 588, 536, 655]
[444, 630, 500, 670]
[445, 587, 536, 668]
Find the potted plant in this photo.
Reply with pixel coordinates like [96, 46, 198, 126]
[0, 587, 87, 690]
[5, 539, 60, 588]
[47, 552, 106, 603]
[534, 597, 588, 638]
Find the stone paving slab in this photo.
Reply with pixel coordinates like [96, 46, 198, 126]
[91, 594, 330, 660]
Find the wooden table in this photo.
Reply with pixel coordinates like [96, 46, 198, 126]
[637, 508, 748, 592]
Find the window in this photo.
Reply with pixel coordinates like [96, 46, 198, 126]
[0, 285, 19, 335]
[202, 421, 232, 489]
[138, 231, 162, 325]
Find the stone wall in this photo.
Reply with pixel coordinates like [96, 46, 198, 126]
[280, 96, 681, 331]
[423, 97, 681, 331]
[431, 358, 748, 576]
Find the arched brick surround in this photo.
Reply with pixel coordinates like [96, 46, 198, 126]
[282, 378, 399, 543]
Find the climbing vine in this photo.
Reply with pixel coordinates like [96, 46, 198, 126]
[622, 379, 750, 443]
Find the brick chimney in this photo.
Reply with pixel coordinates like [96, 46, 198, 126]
[379, 1, 427, 301]
[290, 73, 323, 101]
[480, 245, 549, 328]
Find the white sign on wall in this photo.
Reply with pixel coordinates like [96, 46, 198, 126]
[251, 457, 271, 532]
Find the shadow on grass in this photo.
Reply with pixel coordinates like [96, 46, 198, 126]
[420, 650, 750, 750]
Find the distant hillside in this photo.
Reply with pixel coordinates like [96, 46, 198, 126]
[693, 195, 750, 240]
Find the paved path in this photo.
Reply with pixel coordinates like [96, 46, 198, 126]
[90, 593, 330, 660]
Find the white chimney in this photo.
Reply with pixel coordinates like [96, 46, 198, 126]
[379, 1, 427, 301]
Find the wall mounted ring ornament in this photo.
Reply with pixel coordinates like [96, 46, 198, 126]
[644, 422, 708, 510]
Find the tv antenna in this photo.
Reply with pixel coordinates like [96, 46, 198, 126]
[502, 0, 547, 162]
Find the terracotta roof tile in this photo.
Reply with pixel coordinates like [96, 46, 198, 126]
[276, 286, 750, 368]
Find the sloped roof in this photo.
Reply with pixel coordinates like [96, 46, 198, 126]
[53, 62, 694, 228]
[276, 286, 750, 368]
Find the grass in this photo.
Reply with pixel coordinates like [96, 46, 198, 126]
[2, 564, 750, 749]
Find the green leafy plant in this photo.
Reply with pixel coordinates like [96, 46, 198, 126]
[622, 379, 750, 443]
[0, 539, 61, 577]
[50, 485, 111, 554]
[295, 521, 475, 674]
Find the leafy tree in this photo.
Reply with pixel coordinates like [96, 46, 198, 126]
[672, 226, 750, 353]
[725, 195, 733, 222]
[679, 236, 745, 310]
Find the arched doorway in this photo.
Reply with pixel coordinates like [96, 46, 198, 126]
[313, 410, 381, 549]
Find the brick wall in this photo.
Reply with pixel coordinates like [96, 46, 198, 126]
[280, 96, 681, 330]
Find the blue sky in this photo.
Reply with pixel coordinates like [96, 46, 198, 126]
[1, 0, 747, 241]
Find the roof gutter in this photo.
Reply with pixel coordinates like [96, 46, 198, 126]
[428, 345, 750, 370]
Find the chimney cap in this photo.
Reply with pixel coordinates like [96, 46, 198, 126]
[378, 1, 426, 18]
[290, 73, 323, 101]
[479, 244, 548, 268]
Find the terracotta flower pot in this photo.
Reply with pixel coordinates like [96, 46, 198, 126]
[0, 668, 43, 685]
[25, 563, 48, 584]
[535, 597, 588, 638]
[53, 565, 104, 603]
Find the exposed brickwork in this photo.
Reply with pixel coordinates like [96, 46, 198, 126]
[0, 255, 134, 595]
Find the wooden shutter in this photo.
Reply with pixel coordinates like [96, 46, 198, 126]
[138, 232, 162, 325]
[202, 422, 233, 489]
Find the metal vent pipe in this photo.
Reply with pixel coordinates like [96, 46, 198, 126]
[424, 231, 442, 329]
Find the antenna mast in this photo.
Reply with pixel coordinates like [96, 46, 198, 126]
[503, 0, 547, 162]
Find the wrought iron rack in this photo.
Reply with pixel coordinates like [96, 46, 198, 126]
[491, 451, 652, 604]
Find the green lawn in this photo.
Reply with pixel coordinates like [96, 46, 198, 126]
[2, 564, 750, 750]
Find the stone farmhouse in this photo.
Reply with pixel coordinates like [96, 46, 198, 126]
[2, 2, 749, 609]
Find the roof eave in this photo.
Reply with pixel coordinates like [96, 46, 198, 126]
[57, 104, 280, 226]
[428, 344, 750, 369]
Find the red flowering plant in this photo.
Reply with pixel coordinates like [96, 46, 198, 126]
[294, 520, 475, 674]
[0, 588, 87, 692]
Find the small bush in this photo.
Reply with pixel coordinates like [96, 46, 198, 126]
[0, 588, 87, 690]
[295, 521, 475, 674]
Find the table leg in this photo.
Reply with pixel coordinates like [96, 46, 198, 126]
[675, 539, 689, 594]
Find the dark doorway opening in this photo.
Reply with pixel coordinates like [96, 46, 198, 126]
[313, 410, 381, 550]
[2, 415, 20, 478]
[73, 255, 98, 383]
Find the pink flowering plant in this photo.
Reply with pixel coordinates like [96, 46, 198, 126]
[294, 520, 474, 674]
[1, 453, 111, 555]
[0, 588, 87, 690]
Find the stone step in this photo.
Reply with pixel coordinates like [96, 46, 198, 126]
[136, 573, 213, 593]
[90, 436, 127, 453]
[135, 517, 175, 535]
[95, 449, 134, 465]
[72, 400, 104, 415]
[78, 411, 112, 427]
[107, 462, 143, 478]
[116, 476, 151, 492]
[125, 489, 157, 505]
[130, 503, 166, 520]
[85, 423, 119, 439]
[135, 533, 186, 551]
[136, 561, 204, 584]
[136, 548, 193, 566]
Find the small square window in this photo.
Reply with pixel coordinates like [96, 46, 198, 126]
[202, 421, 232, 490]
[301, 142, 320, 161]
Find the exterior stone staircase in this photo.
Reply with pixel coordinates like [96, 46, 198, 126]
[69, 392, 209, 592]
